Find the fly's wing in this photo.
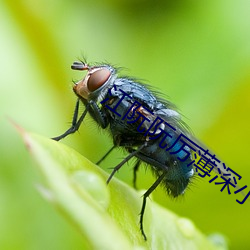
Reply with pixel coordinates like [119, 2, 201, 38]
[135, 106, 182, 137]
[128, 84, 245, 195]
[151, 105, 246, 197]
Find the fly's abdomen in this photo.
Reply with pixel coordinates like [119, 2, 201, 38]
[135, 129, 194, 197]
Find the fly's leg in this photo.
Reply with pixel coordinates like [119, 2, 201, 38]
[52, 99, 89, 141]
[140, 173, 166, 240]
[52, 98, 108, 141]
[133, 160, 141, 189]
[89, 100, 108, 129]
[96, 145, 116, 165]
[107, 143, 146, 184]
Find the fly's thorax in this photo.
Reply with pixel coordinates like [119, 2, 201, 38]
[73, 64, 117, 103]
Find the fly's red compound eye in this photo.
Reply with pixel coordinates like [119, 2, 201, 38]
[87, 68, 111, 92]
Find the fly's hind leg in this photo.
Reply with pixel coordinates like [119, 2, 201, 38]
[140, 172, 166, 240]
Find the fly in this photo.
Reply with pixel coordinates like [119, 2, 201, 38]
[52, 60, 236, 240]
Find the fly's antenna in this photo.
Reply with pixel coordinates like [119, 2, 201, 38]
[71, 61, 89, 71]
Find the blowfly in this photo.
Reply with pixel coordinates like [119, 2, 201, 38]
[52, 60, 234, 240]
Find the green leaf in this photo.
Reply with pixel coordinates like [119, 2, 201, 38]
[19, 128, 227, 250]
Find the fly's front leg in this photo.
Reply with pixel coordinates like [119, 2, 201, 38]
[52, 99, 89, 141]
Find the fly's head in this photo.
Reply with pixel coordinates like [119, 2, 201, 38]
[72, 61, 116, 102]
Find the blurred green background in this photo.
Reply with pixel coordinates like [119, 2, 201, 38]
[1, 0, 250, 249]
